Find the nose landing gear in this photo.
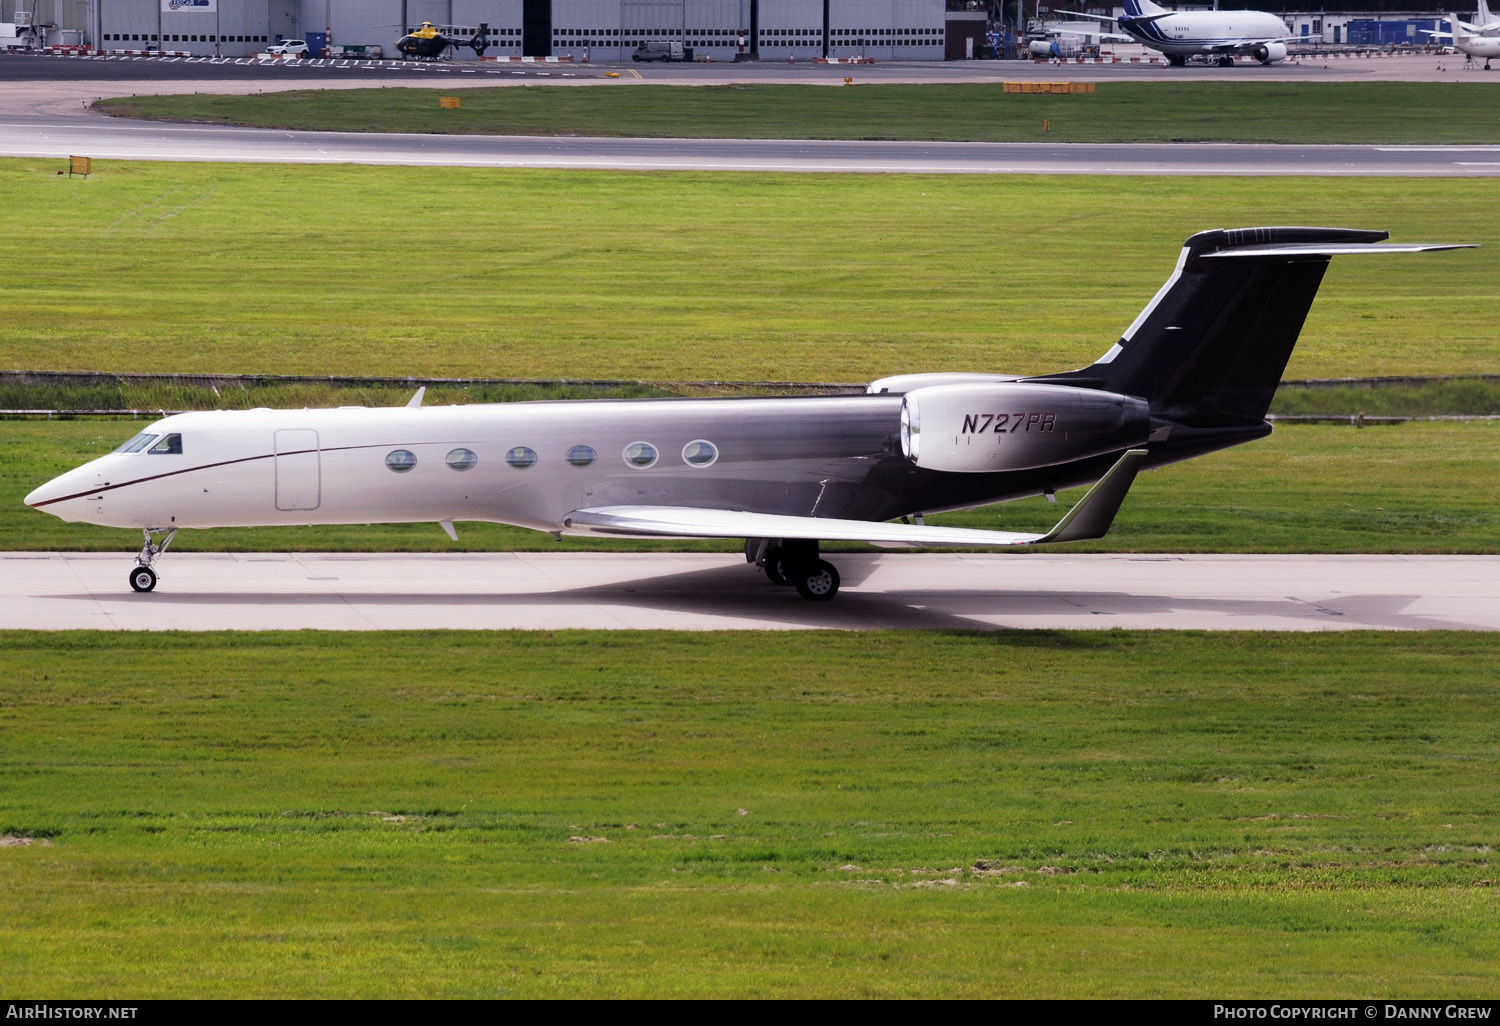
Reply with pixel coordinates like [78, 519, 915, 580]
[129, 527, 176, 593]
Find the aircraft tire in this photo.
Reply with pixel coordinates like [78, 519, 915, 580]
[793, 559, 839, 602]
[129, 565, 157, 593]
[764, 551, 790, 586]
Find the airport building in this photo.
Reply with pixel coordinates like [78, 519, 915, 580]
[0, 2, 1461, 59]
[0, 1, 955, 60]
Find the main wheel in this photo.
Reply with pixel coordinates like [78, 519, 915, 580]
[764, 548, 789, 586]
[793, 559, 840, 602]
[129, 565, 157, 593]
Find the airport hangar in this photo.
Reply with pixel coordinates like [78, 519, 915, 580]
[5, 0, 969, 62]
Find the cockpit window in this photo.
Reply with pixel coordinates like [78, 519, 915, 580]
[148, 433, 183, 455]
[114, 432, 158, 454]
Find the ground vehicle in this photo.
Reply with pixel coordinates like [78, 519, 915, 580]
[265, 39, 310, 57]
[633, 40, 684, 61]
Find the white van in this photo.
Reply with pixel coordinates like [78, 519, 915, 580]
[632, 40, 684, 61]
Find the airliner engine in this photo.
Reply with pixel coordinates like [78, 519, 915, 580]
[1254, 41, 1287, 63]
[899, 383, 1150, 473]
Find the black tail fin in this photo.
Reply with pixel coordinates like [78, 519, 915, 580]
[1029, 227, 1390, 427]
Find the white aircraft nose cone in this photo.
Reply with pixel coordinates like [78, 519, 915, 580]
[24, 466, 98, 515]
[24, 478, 65, 508]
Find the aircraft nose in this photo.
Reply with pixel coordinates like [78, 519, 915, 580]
[24, 475, 71, 510]
[24, 464, 100, 515]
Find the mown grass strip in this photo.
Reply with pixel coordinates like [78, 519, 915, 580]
[5, 419, 1497, 553]
[96, 82, 1500, 144]
[2, 159, 1495, 381]
[7, 373, 1500, 417]
[2, 630, 1497, 997]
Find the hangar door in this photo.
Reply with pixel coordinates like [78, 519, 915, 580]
[624, 0, 685, 42]
[524, 0, 551, 55]
[274, 430, 321, 512]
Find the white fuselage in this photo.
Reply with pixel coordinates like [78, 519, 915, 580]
[23, 400, 906, 535]
[1454, 19, 1500, 59]
[1121, 10, 1290, 57]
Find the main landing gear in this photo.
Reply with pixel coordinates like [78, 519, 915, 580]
[748, 539, 841, 601]
[129, 527, 176, 593]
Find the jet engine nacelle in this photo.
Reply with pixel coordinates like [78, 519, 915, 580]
[1255, 41, 1287, 64]
[899, 382, 1150, 474]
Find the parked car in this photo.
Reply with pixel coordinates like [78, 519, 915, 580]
[632, 39, 683, 61]
[266, 39, 310, 57]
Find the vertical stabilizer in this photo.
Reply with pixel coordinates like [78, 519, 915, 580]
[1023, 227, 1470, 432]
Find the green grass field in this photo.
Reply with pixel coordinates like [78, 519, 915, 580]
[7, 96, 1499, 1000]
[2, 630, 1496, 997]
[2, 159, 1495, 381]
[6, 418, 1497, 553]
[96, 82, 1500, 144]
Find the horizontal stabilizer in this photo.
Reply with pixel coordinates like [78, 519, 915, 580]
[1204, 242, 1474, 259]
[562, 450, 1148, 548]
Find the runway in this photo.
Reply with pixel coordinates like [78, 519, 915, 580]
[6, 552, 1498, 631]
[4, 112, 1496, 174]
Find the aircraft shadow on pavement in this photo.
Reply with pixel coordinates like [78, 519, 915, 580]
[42, 556, 1479, 631]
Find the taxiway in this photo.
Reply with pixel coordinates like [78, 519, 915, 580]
[6, 552, 1497, 631]
[3, 112, 1495, 174]
[1, 52, 1496, 175]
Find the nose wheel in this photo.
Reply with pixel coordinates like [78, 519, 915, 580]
[129, 527, 176, 594]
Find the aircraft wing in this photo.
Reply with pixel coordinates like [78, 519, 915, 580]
[562, 449, 1148, 548]
[1209, 37, 1287, 54]
[1053, 28, 1135, 42]
[1071, 10, 1169, 25]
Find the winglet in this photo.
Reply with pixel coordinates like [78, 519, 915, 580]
[1034, 449, 1148, 544]
[407, 386, 425, 408]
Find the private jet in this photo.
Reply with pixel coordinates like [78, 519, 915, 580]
[25, 228, 1467, 601]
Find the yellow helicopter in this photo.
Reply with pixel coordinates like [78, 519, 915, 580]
[395, 21, 490, 60]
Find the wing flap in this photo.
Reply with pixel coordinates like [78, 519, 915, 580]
[562, 450, 1148, 549]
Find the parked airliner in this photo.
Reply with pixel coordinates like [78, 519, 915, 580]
[1080, 0, 1298, 66]
[1442, 14, 1500, 67]
[25, 228, 1466, 601]
[1456, 0, 1500, 35]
